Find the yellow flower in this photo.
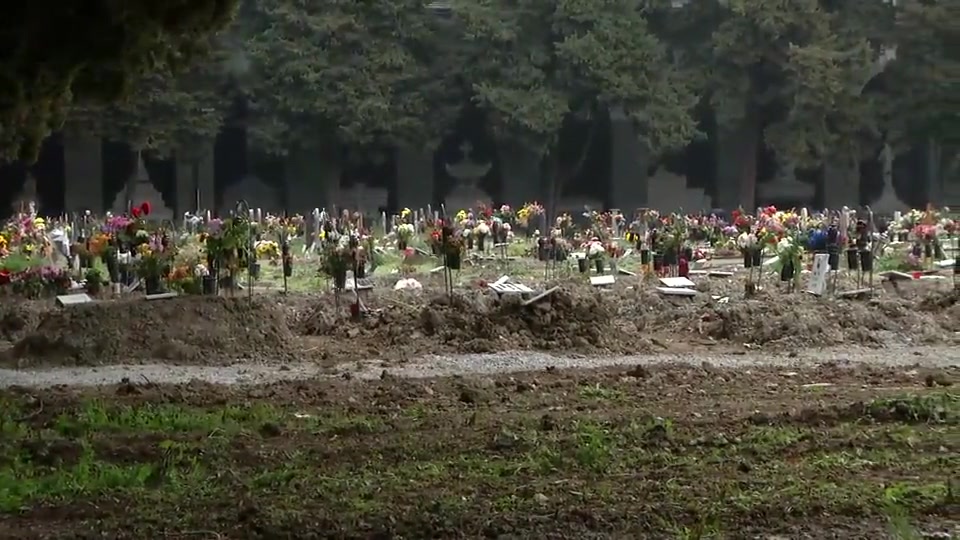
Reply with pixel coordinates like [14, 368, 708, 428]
[401, 208, 412, 218]
[137, 244, 152, 257]
[455, 210, 467, 222]
[23, 243, 34, 254]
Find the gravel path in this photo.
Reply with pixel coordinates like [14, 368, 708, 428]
[1, 345, 958, 389]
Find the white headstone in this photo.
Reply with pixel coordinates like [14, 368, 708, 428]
[806, 253, 830, 296]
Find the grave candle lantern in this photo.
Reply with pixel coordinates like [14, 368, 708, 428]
[846, 248, 859, 271]
[859, 250, 873, 272]
[282, 242, 293, 278]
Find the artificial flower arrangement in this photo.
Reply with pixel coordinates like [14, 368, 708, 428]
[516, 202, 544, 229]
[395, 223, 415, 250]
[438, 223, 465, 270]
[775, 229, 805, 289]
[204, 214, 254, 289]
[319, 235, 357, 289]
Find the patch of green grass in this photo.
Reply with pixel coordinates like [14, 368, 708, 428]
[0, 391, 956, 537]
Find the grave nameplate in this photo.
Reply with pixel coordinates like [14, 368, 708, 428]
[590, 275, 615, 287]
[146, 292, 179, 301]
[56, 293, 94, 307]
[656, 287, 697, 297]
[659, 277, 696, 288]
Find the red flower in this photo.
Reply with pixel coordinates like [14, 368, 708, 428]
[140, 201, 151, 216]
[131, 207, 141, 218]
[0, 270, 10, 285]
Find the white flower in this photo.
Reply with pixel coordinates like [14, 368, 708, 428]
[194, 264, 209, 277]
[587, 241, 605, 257]
[476, 222, 490, 235]
[777, 237, 792, 252]
[736, 233, 757, 249]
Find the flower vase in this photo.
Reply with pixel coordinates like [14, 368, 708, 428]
[201, 275, 219, 295]
[742, 250, 753, 269]
[859, 250, 873, 272]
[220, 274, 235, 290]
[397, 240, 408, 251]
[537, 239, 548, 261]
[682, 247, 694, 261]
[954, 256, 959, 275]
[466, 236, 474, 251]
[924, 243, 933, 259]
[640, 249, 650, 265]
[846, 249, 859, 271]
[445, 252, 462, 271]
[145, 276, 164, 295]
[248, 262, 261, 279]
[476, 234, 486, 252]
[653, 253, 664, 273]
[594, 258, 605, 274]
[935, 242, 945, 260]
[752, 249, 762, 267]
[333, 269, 347, 290]
[577, 258, 588, 273]
[356, 263, 366, 279]
[780, 260, 795, 282]
[282, 257, 293, 278]
[554, 249, 567, 262]
[104, 256, 119, 283]
[827, 247, 839, 271]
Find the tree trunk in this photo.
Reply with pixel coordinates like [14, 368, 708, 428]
[543, 117, 600, 222]
[926, 137, 942, 206]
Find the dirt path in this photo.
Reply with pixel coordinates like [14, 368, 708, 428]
[2, 345, 958, 388]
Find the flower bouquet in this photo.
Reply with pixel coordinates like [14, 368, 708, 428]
[320, 241, 354, 290]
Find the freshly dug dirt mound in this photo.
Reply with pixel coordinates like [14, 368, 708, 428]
[0, 301, 44, 343]
[6, 297, 298, 367]
[299, 289, 636, 358]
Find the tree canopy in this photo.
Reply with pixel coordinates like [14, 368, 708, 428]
[0, 0, 239, 161]
[241, 0, 463, 155]
[452, 0, 699, 155]
[5, 0, 955, 188]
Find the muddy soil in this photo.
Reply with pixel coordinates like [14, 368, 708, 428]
[1, 275, 957, 368]
[1, 297, 298, 368]
[0, 363, 956, 539]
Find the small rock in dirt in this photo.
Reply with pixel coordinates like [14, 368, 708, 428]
[533, 493, 548, 504]
[626, 365, 649, 378]
[458, 386, 479, 404]
[539, 414, 557, 431]
[259, 422, 282, 437]
[925, 373, 953, 387]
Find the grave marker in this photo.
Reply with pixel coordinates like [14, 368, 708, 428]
[146, 292, 179, 301]
[656, 287, 696, 297]
[806, 253, 830, 296]
[590, 275, 615, 287]
[56, 293, 94, 307]
[659, 276, 696, 288]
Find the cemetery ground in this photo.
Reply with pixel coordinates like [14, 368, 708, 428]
[0, 364, 957, 538]
[0, 256, 958, 537]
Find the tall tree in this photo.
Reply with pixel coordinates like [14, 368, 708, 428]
[0, 0, 239, 162]
[63, 41, 234, 157]
[450, 0, 700, 212]
[242, 0, 462, 155]
[876, 0, 960, 201]
[651, 0, 888, 208]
